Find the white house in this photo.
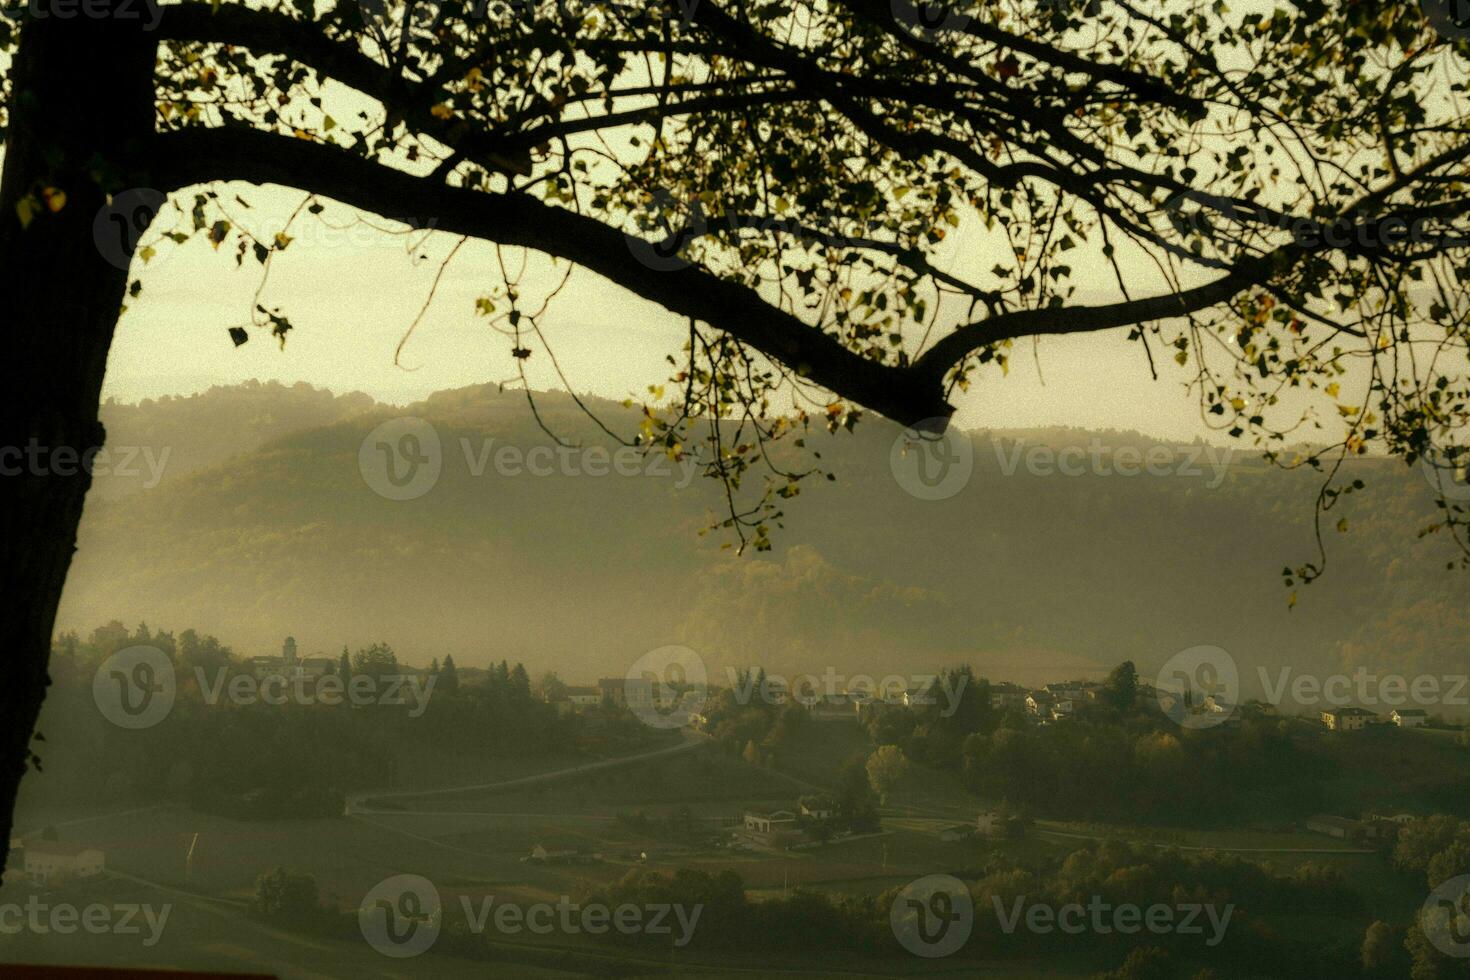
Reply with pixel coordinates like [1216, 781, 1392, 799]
[24, 840, 104, 887]
[564, 686, 602, 707]
[1391, 708, 1428, 728]
[1322, 707, 1376, 731]
[743, 810, 797, 834]
[799, 797, 835, 820]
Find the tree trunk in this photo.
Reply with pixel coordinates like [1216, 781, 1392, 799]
[0, 16, 155, 865]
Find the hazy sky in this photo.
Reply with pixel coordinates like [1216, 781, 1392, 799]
[104, 192, 1223, 442]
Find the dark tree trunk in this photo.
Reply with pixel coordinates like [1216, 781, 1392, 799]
[0, 15, 155, 866]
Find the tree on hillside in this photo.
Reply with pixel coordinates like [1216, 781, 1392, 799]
[865, 745, 909, 804]
[440, 654, 460, 694]
[5, 0, 1470, 862]
[336, 648, 352, 682]
[351, 642, 399, 677]
[1104, 660, 1139, 711]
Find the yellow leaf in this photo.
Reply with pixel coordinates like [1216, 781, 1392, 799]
[41, 187, 66, 213]
[139, 245, 156, 264]
[430, 103, 454, 120]
[1325, 382, 1339, 398]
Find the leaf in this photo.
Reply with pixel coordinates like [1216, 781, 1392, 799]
[228, 327, 249, 347]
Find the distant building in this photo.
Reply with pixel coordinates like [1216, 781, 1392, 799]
[799, 796, 835, 821]
[1322, 707, 1376, 731]
[297, 656, 334, 680]
[282, 636, 298, 667]
[1026, 693, 1053, 716]
[937, 824, 972, 842]
[1305, 814, 1365, 840]
[247, 655, 286, 681]
[744, 810, 797, 835]
[564, 686, 602, 707]
[1391, 708, 1428, 728]
[737, 809, 806, 846]
[23, 841, 104, 887]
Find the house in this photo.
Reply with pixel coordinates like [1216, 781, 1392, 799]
[744, 810, 797, 835]
[564, 686, 602, 707]
[989, 684, 1028, 712]
[902, 683, 937, 708]
[296, 656, 335, 680]
[1322, 707, 1376, 731]
[1049, 700, 1076, 721]
[248, 655, 286, 681]
[799, 796, 836, 821]
[596, 678, 625, 705]
[1026, 693, 1053, 716]
[937, 824, 972, 842]
[1305, 814, 1365, 840]
[1391, 708, 1428, 728]
[1045, 684, 1085, 702]
[23, 840, 105, 886]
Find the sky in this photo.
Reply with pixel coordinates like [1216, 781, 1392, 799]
[102, 191, 1226, 443]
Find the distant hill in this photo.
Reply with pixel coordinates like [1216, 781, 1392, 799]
[58, 382, 1470, 711]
